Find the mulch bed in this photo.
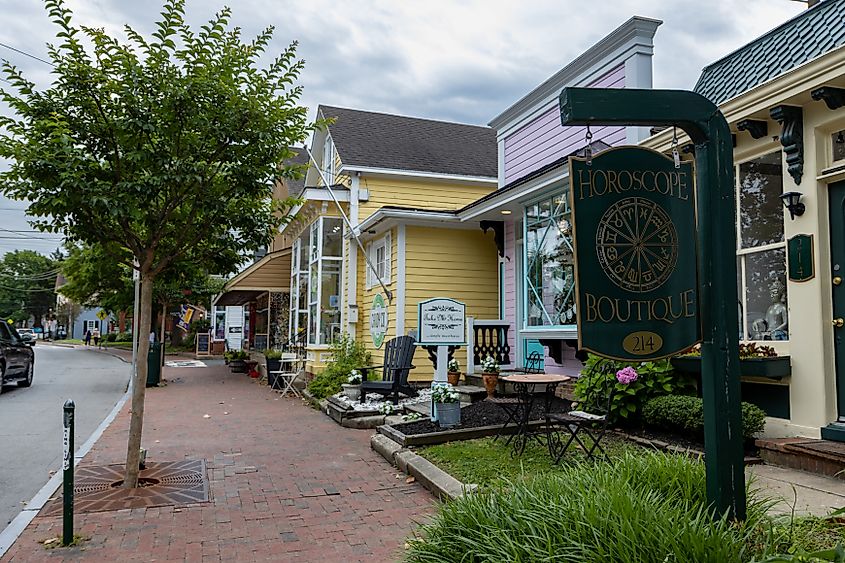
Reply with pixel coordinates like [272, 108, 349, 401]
[397, 397, 572, 436]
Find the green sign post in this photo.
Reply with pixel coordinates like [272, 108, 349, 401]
[569, 148, 699, 361]
[560, 87, 745, 520]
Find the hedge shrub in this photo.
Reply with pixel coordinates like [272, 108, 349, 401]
[104, 332, 117, 342]
[115, 332, 132, 342]
[306, 335, 371, 400]
[642, 395, 766, 440]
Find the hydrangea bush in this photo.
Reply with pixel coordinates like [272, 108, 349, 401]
[347, 369, 362, 384]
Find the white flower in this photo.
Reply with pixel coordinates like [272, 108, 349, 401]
[432, 382, 460, 404]
[347, 370, 362, 384]
[377, 402, 394, 415]
[481, 355, 499, 373]
[447, 358, 460, 373]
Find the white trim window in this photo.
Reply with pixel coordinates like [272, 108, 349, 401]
[736, 150, 788, 342]
[324, 134, 336, 185]
[366, 232, 392, 289]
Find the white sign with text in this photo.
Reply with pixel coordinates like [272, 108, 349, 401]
[417, 298, 466, 346]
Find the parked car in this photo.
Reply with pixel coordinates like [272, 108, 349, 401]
[16, 328, 36, 346]
[0, 323, 35, 393]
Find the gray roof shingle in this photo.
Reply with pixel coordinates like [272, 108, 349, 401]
[694, 0, 845, 105]
[318, 105, 497, 178]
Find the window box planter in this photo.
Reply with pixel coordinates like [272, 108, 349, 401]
[670, 356, 791, 380]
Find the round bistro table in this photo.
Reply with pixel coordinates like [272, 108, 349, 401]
[498, 374, 571, 456]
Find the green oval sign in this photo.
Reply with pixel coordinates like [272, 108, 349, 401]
[370, 293, 388, 349]
[569, 146, 700, 361]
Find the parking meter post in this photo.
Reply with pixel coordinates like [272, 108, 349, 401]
[62, 400, 75, 546]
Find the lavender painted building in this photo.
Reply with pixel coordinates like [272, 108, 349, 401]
[457, 16, 662, 374]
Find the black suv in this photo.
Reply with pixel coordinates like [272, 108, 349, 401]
[0, 323, 35, 392]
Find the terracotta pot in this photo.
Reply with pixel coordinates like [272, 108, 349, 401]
[447, 371, 461, 386]
[482, 372, 499, 399]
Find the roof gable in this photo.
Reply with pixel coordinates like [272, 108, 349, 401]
[694, 0, 845, 105]
[318, 105, 497, 178]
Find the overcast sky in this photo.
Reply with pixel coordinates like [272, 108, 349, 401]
[0, 0, 805, 256]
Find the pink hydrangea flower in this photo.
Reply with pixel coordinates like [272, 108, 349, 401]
[616, 366, 638, 384]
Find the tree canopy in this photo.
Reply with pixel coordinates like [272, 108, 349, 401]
[0, 0, 313, 487]
[0, 250, 59, 324]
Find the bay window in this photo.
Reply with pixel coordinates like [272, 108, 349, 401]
[523, 190, 576, 328]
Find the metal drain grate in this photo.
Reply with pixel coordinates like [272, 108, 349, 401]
[42, 460, 209, 516]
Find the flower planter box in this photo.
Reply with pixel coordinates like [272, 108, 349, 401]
[670, 356, 791, 380]
[378, 419, 548, 447]
[229, 359, 248, 373]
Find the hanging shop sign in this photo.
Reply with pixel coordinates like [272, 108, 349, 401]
[177, 305, 197, 332]
[787, 234, 814, 282]
[370, 293, 389, 349]
[569, 146, 700, 361]
[417, 298, 466, 346]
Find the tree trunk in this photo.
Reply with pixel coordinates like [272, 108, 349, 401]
[123, 274, 154, 488]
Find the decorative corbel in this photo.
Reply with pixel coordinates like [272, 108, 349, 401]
[811, 86, 845, 110]
[480, 220, 505, 258]
[770, 105, 804, 185]
[736, 119, 768, 139]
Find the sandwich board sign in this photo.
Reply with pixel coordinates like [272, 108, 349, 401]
[568, 147, 700, 361]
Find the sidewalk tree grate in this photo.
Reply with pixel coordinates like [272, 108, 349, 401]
[42, 460, 209, 516]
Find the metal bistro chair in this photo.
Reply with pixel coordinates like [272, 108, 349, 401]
[490, 351, 544, 444]
[546, 358, 615, 463]
[269, 352, 305, 397]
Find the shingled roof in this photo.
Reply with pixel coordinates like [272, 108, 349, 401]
[694, 0, 845, 105]
[318, 105, 497, 178]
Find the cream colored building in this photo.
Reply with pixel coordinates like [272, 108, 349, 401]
[646, 0, 845, 439]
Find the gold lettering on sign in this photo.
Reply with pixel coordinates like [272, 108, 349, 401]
[622, 331, 664, 355]
[577, 168, 690, 201]
[584, 289, 697, 325]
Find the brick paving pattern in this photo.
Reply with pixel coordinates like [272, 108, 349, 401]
[3, 358, 434, 562]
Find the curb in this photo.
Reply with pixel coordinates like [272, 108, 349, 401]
[370, 434, 477, 500]
[0, 371, 131, 558]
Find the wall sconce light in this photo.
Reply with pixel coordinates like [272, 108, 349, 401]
[780, 191, 805, 220]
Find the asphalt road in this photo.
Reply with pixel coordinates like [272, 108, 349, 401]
[0, 345, 129, 528]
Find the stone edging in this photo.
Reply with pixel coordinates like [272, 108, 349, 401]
[370, 434, 477, 501]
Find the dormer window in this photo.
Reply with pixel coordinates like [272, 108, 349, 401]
[324, 134, 336, 185]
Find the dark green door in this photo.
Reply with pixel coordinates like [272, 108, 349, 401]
[829, 180, 845, 420]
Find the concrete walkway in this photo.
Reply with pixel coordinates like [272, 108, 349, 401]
[2, 361, 433, 562]
[749, 463, 845, 517]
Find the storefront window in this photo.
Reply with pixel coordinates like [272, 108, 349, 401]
[834, 129, 845, 163]
[524, 190, 576, 328]
[213, 307, 226, 340]
[290, 217, 343, 346]
[736, 152, 788, 341]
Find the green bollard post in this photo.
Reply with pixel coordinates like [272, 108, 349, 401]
[62, 400, 75, 546]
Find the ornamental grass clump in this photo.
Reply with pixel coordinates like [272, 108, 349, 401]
[406, 451, 769, 563]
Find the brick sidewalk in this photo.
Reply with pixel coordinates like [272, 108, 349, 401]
[3, 361, 434, 562]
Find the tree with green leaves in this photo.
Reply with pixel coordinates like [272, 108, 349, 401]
[0, 250, 59, 325]
[0, 0, 310, 487]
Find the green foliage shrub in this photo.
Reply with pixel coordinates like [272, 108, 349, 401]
[642, 395, 766, 440]
[263, 349, 283, 360]
[574, 354, 695, 424]
[406, 451, 769, 562]
[307, 335, 371, 400]
[115, 332, 132, 342]
[105, 332, 117, 342]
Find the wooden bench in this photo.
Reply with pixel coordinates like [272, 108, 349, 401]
[359, 335, 418, 405]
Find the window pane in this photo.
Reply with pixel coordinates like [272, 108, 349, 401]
[322, 218, 343, 257]
[298, 233, 309, 270]
[737, 257, 744, 341]
[739, 152, 784, 248]
[745, 248, 788, 341]
[308, 304, 317, 344]
[309, 222, 319, 262]
[215, 310, 226, 340]
[320, 264, 341, 344]
[525, 190, 576, 327]
[834, 130, 845, 162]
[298, 273, 308, 313]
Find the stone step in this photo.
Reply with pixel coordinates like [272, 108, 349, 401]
[451, 384, 487, 403]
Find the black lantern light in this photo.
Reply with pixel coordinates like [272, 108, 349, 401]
[780, 191, 805, 220]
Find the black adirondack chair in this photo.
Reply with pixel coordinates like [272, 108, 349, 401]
[359, 335, 418, 405]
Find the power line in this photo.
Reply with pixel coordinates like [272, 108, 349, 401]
[0, 41, 54, 67]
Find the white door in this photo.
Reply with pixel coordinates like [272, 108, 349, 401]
[225, 306, 244, 350]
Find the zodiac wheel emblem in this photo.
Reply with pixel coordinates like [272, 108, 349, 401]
[596, 197, 678, 293]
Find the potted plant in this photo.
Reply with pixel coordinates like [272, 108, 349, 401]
[447, 358, 461, 386]
[481, 355, 500, 399]
[432, 382, 461, 428]
[228, 350, 249, 373]
[264, 349, 283, 386]
[671, 343, 791, 380]
[341, 369, 362, 400]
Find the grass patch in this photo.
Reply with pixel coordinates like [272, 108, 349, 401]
[406, 450, 771, 563]
[418, 435, 632, 487]
[43, 534, 88, 549]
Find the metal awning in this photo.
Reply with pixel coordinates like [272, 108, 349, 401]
[213, 249, 292, 307]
